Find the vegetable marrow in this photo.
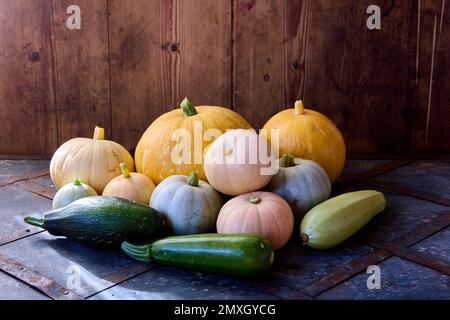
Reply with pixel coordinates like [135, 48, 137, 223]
[122, 233, 274, 276]
[24, 196, 164, 249]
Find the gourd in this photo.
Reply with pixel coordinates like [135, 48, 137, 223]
[204, 129, 275, 196]
[52, 178, 98, 209]
[135, 98, 252, 184]
[216, 191, 294, 250]
[300, 190, 386, 250]
[122, 234, 274, 276]
[149, 172, 224, 235]
[261, 100, 346, 182]
[266, 154, 331, 221]
[24, 196, 164, 249]
[50, 126, 134, 193]
[103, 163, 156, 205]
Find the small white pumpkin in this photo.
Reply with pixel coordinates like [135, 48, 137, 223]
[52, 178, 98, 209]
[150, 172, 224, 235]
[204, 129, 275, 196]
[50, 126, 134, 193]
[266, 154, 331, 221]
[103, 163, 156, 205]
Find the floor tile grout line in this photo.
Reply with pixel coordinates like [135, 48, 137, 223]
[0, 231, 46, 248]
[84, 264, 162, 299]
[0, 268, 56, 301]
[0, 254, 83, 300]
[343, 159, 417, 180]
[353, 177, 450, 207]
[300, 249, 393, 298]
[0, 172, 50, 189]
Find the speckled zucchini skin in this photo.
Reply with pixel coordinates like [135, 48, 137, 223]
[25, 196, 164, 249]
[122, 233, 274, 276]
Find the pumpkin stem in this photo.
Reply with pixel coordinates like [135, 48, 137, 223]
[119, 163, 131, 178]
[280, 154, 296, 168]
[180, 98, 198, 117]
[249, 196, 261, 204]
[300, 233, 309, 245]
[294, 100, 305, 115]
[73, 178, 82, 186]
[187, 172, 199, 187]
[24, 216, 45, 229]
[93, 126, 105, 140]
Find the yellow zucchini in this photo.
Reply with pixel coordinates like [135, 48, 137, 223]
[300, 190, 386, 250]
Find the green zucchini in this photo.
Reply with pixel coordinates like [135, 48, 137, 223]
[122, 233, 274, 276]
[24, 196, 164, 249]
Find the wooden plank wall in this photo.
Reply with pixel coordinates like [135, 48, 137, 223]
[0, 0, 448, 156]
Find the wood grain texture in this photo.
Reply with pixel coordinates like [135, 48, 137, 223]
[348, 0, 413, 154]
[0, 0, 450, 155]
[411, 0, 450, 152]
[0, 0, 56, 154]
[50, 0, 111, 144]
[109, 0, 232, 151]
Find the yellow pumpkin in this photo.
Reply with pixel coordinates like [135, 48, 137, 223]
[261, 100, 346, 182]
[135, 98, 252, 184]
[50, 126, 134, 193]
[103, 163, 156, 204]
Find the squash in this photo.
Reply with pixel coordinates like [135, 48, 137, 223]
[300, 190, 386, 250]
[266, 154, 331, 222]
[204, 129, 275, 196]
[52, 178, 98, 209]
[103, 163, 156, 205]
[216, 191, 294, 250]
[261, 100, 346, 182]
[50, 126, 134, 193]
[149, 172, 224, 235]
[135, 98, 252, 184]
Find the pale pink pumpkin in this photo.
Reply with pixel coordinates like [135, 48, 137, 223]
[216, 191, 294, 250]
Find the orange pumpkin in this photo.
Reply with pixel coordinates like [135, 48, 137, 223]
[135, 98, 252, 184]
[261, 100, 346, 182]
[216, 191, 294, 250]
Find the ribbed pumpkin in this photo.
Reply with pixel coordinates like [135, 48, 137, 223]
[150, 172, 224, 235]
[103, 163, 156, 205]
[266, 154, 331, 222]
[217, 191, 294, 250]
[261, 100, 346, 182]
[52, 178, 98, 209]
[204, 129, 275, 196]
[50, 127, 134, 193]
[135, 98, 252, 184]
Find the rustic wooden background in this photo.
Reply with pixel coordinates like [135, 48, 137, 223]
[0, 0, 449, 156]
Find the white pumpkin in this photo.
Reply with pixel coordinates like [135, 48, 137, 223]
[266, 154, 331, 221]
[103, 163, 156, 205]
[149, 172, 224, 235]
[204, 129, 275, 196]
[52, 178, 98, 209]
[50, 126, 134, 193]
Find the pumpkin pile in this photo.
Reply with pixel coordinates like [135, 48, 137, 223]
[25, 98, 386, 277]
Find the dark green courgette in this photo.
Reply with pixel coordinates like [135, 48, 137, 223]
[122, 233, 274, 276]
[24, 196, 164, 249]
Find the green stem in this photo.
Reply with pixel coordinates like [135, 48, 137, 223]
[180, 98, 198, 117]
[24, 216, 45, 229]
[187, 172, 199, 187]
[280, 154, 296, 168]
[119, 163, 131, 178]
[121, 241, 152, 262]
[250, 196, 261, 204]
[73, 178, 82, 186]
